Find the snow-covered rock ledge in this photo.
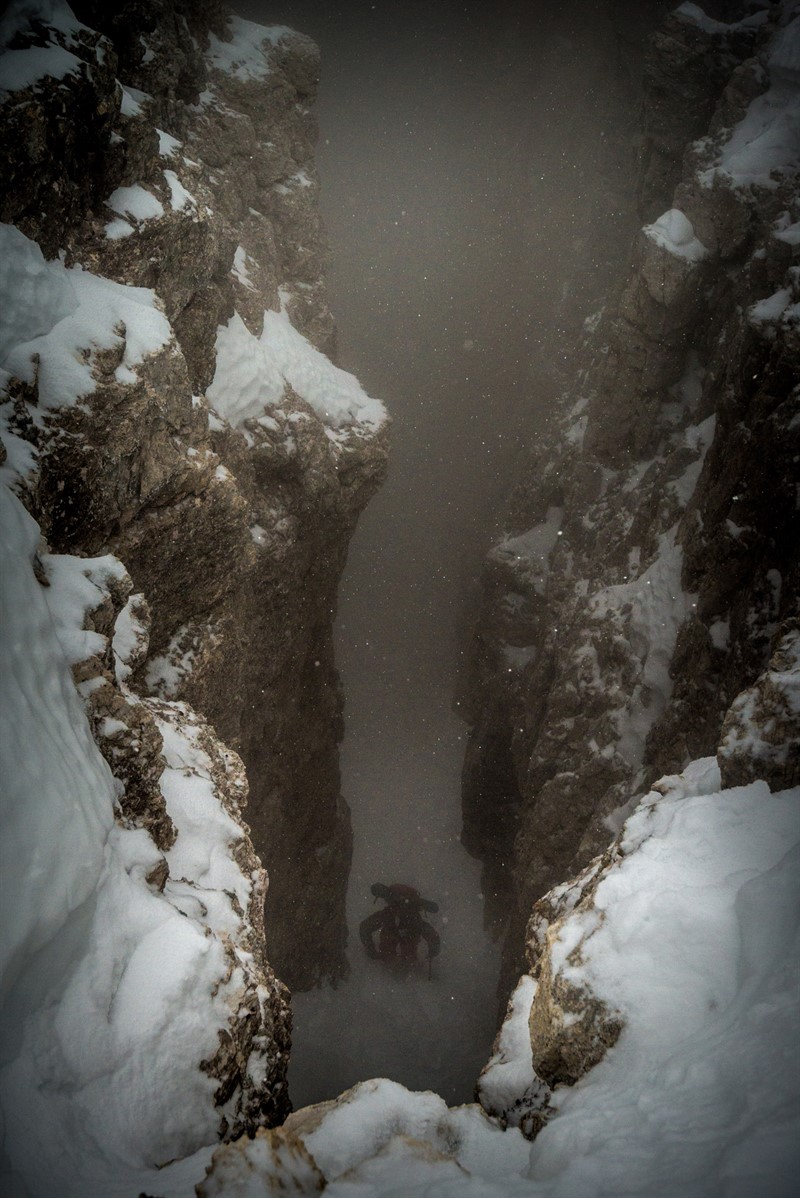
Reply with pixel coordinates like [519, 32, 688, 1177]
[483, 759, 800, 1196]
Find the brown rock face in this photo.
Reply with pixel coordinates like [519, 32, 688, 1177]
[718, 619, 800, 791]
[524, 851, 625, 1092]
[1, 0, 387, 1127]
[463, 2, 800, 999]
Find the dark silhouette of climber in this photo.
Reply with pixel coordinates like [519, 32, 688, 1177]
[360, 883, 440, 976]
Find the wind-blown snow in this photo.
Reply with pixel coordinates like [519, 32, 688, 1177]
[0, 223, 171, 410]
[699, 17, 800, 191]
[206, 15, 292, 83]
[0, 224, 75, 362]
[207, 307, 386, 432]
[0, 0, 101, 89]
[0, 43, 81, 91]
[0, 0, 91, 47]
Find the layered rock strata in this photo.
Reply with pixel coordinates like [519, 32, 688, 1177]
[462, 0, 800, 992]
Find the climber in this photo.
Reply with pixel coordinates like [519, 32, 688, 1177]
[360, 882, 441, 976]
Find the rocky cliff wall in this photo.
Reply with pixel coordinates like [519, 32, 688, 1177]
[0, 0, 386, 1188]
[462, 0, 799, 994]
[1, 0, 387, 996]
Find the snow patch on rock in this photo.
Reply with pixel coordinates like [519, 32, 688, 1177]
[206, 15, 292, 83]
[590, 530, 693, 769]
[0, 223, 171, 411]
[643, 208, 710, 262]
[699, 18, 800, 191]
[207, 306, 386, 433]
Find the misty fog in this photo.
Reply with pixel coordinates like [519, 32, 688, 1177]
[234, 0, 668, 1106]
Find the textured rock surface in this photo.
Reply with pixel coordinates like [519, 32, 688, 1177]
[0, 0, 388, 1004]
[0, 0, 387, 1163]
[462, 0, 800, 994]
[718, 618, 800, 790]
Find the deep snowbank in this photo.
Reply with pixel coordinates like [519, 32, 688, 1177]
[0, 481, 287, 1196]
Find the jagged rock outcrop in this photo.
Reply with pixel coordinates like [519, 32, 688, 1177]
[463, 0, 799, 992]
[0, 0, 388, 1005]
[1, 1, 386, 1191]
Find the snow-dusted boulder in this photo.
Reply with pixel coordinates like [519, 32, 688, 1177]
[199, 1078, 531, 1197]
[197, 1127, 325, 1197]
